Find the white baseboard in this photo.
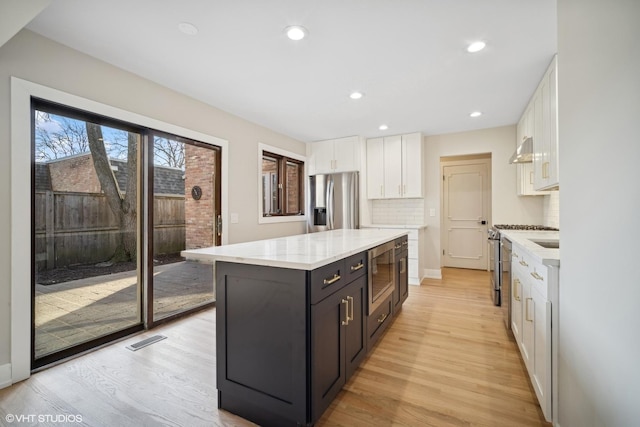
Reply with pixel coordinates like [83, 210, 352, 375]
[0, 363, 12, 389]
[424, 269, 442, 280]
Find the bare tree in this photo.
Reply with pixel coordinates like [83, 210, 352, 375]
[154, 137, 185, 169]
[35, 112, 90, 161]
[35, 112, 186, 264]
[86, 123, 138, 263]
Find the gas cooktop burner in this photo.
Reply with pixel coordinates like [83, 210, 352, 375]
[493, 224, 559, 231]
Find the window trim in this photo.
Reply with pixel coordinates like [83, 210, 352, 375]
[258, 143, 307, 224]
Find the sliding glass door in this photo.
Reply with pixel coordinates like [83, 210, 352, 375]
[149, 134, 219, 323]
[32, 103, 143, 367]
[32, 101, 222, 368]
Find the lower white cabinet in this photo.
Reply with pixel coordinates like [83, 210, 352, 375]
[511, 244, 553, 422]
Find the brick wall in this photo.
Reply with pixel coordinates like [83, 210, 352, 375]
[185, 144, 217, 249]
[48, 153, 101, 193]
[286, 162, 301, 214]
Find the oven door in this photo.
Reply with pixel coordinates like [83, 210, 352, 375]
[368, 241, 396, 314]
[488, 238, 501, 306]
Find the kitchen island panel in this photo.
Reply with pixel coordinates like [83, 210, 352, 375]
[216, 262, 309, 426]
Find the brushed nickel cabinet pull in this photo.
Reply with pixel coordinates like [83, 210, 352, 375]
[526, 297, 533, 322]
[350, 262, 364, 271]
[514, 278, 521, 301]
[341, 299, 349, 325]
[519, 260, 529, 267]
[324, 273, 341, 285]
[377, 313, 388, 324]
[531, 272, 544, 281]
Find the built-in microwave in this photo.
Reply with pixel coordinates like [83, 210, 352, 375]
[367, 241, 396, 314]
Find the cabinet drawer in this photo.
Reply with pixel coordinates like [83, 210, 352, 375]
[367, 294, 393, 351]
[310, 259, 347, 304]
[529, 263, 548, 299]
[344, 252, 367, 283]
[394, 236, 408, 257]
[513, 249, 549, 299]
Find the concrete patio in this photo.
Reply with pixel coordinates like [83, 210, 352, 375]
[35, 260, 213, 358]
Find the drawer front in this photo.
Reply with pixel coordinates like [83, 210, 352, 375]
[394, 236, 408, 256]
[344, 251, 367, 283]
[514, 249, 549, 299]
[529, 261, 548, 299]
[310, 259, 347, 304]
[367, 294, 393, 351]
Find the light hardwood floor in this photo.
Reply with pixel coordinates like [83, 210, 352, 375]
[0, 268, 550, 427]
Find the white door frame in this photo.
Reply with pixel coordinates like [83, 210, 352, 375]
[439, 155, 492, 269]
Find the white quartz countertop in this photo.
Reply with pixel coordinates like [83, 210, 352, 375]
[181, 229, 408, 270]
[362, 224, 428, 230]
[500, 230, 560, 267]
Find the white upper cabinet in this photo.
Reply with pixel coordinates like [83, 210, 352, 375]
[366, 132, 423, 199]
[515, 55, 559, 193]
[516, 104, 549, 196]
[402, 132, 424, 198]
[366, 137, 385, 199]
[533, 55, 559, 191]
[383, 135, 402, 198]
[308, 136, 361, 175]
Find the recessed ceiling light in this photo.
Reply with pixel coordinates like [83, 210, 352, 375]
[285, 25, 307, 41]
[350, 91, 364, 100]
[466, 41, 486, 53]
[178, 22, 199, 36]
[470, 111, 483, 118]
[379, 124, 389, 131]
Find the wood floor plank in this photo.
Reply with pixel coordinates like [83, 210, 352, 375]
[0, 268, 550, 426]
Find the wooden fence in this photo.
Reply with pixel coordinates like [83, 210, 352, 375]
[35, 191, 185, 271]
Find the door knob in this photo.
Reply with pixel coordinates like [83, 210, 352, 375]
[478, 220, 487, 225]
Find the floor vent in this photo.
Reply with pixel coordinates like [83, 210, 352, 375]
[126, 335, 167, 351]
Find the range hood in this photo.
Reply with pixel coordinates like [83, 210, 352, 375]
[509, 137, 533, 163]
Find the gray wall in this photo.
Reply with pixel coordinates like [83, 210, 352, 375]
[0, 30, 306, 368]
[557, 0, 640, 425]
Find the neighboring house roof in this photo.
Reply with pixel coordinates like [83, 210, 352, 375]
[36, 154, 185, 195]
[110, 158, 185, 195]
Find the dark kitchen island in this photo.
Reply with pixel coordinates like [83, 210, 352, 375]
[182, 229, 408, 427]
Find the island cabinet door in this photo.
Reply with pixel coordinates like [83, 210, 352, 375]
[344, 276, 367, 379]
[215, 262, 309, 427]
[310, 277, 366, 422]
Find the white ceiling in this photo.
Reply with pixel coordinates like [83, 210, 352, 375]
[25, 0, 557, 143]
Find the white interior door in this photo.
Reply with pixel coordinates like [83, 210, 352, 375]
[441, 159, 490, 269]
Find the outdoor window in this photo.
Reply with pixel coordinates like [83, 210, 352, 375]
[260, 148, 304, 217]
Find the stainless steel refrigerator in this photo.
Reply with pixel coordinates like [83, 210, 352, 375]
[307, 172, 359, 232]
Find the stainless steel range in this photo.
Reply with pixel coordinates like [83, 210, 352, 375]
[488, 224, 558, 308]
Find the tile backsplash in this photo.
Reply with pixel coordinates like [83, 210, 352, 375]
[543, 191, 560, 229]
[371, 199, 425, 225]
